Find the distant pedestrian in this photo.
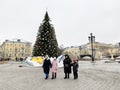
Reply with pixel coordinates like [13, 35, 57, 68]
[63, 54, 72, 79]
[71, 59, 79, 79]
[42, 55, 52, 79]
[51, 57, 58, 79]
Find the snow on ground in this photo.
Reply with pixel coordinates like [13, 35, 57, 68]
[24, 55, 64, 67]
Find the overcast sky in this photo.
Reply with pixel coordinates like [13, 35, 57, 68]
[0, 0, 120, 47]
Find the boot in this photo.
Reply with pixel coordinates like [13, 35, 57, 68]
[64, 73, 67, 79]
[67, 73, 69, 79]
[51, 72, 54, 79]
[55, 73, 56, 79]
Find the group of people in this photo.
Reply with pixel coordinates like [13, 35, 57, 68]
[42, 54, 79, 80]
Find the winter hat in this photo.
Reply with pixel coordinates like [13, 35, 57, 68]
[54, 57, 56, 60]
[73, 59, 77, 62]
[45, 55, 49, 59]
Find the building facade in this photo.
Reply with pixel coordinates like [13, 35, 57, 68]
[63, 46, 80, 59]
[63, 42, 120, 60]
[1, 39, 32, 60]
[0, 45, 2, 60]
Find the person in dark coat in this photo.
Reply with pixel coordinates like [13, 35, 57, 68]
[71, 59, 79, 79]
[63, 54, 72, 79]
[42, 55, 52, 79]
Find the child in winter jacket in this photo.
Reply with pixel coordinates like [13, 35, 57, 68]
[72, 59, 79, 79]
[51, 57, 58, 79]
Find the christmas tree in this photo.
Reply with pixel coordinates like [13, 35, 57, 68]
[33, 11, 61, 57]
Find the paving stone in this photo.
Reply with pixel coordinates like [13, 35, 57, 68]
[0, 61, 120, 90]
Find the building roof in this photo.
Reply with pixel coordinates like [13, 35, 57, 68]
[2, 39, 32, 45]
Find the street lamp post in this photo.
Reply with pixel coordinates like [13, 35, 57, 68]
[88, 33, 95, 62]
[118, 43, 120, 55]
[79, 46, 82, 60]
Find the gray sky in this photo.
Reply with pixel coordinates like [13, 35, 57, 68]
[0, 0, 120, 47]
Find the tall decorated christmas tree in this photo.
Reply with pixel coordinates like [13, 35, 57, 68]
[33, 11, 61, 57]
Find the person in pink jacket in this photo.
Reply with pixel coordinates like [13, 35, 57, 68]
[51, 57, 58, 79]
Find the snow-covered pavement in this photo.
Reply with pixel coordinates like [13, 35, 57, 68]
[79, 60, 120, 73]
[0, 61, 120, 90]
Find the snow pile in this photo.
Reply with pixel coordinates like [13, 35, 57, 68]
[25, 57, 42, 67]
[57, 55, 64, 67]
[24, 55, 64, 67]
